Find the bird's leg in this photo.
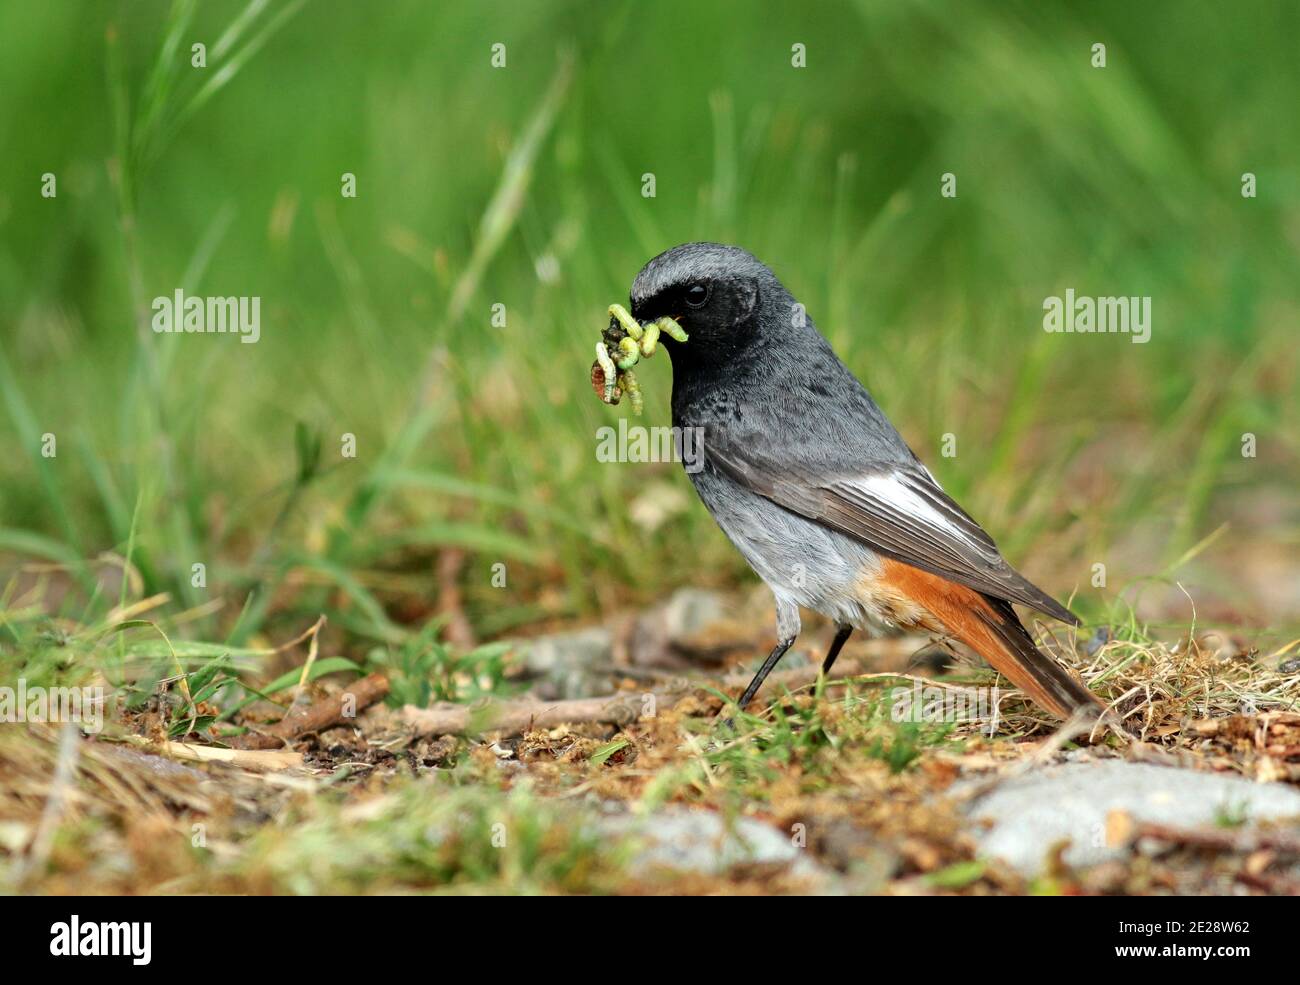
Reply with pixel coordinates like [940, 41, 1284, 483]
[721, 598, 802, 725]
[820, 623, 853, 676]
[734, 636, 797, 712]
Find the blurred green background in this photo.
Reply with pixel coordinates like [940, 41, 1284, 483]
[1, 0, 1297, 652]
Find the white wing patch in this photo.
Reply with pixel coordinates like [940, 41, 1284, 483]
[857, 472, 966, 542]
[701, 437, 1079, 623]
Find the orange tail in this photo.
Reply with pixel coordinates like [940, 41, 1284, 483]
[880, 559, 1101, 720]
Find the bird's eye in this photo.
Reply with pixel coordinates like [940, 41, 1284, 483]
[684, 283, 709, 307]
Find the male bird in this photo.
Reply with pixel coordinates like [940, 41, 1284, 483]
[627, 242, 1100, 721]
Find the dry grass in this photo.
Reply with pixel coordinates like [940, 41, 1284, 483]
[3, 606, 1299, 895]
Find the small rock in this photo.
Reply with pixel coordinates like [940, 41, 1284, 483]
[965, 760, 1300, 875]
[600, 807, 832, 884]
[660, 588, 730, 640]
[1084, 626, 1112, 657]
[511, 626, 614, 698]
[628, 588, 738, 669]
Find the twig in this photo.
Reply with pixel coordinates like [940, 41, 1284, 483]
[1128, 819, 1300, 856]
[292, 615, 327, 705]
[435, 549, 475, 649]
[124, 735, 301, 771]
[402, 657, 872, 737]
[232, 672, 389, 750]
[950, 705, 1113, 807]
[274, 614, 329, 654]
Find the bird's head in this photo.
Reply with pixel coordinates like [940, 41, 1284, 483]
[627, 242, 787, 364]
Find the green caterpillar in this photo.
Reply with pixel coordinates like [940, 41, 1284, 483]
[590, 304, 687, 416]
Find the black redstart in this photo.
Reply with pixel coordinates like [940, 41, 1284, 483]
[622, 242, 1099, 720]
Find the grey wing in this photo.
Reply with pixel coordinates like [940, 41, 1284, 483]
[704, 436, 1080, 626]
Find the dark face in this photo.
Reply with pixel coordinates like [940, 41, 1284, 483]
[627, 243, 767, 363]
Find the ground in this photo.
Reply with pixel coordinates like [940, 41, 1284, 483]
[3, 579, 1299, 896]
